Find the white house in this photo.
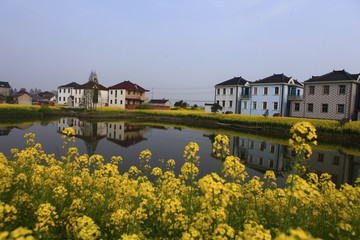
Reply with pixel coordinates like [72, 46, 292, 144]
[214, 77, 251, 114]
[57, 82, 80, 104]
[72, 81, 108, 108]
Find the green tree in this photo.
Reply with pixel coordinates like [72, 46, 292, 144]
[211, 103, 222, 113]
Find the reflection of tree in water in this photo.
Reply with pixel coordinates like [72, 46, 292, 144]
[78, 122, 106, 156]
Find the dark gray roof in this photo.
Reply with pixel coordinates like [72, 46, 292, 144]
[59, 82, 80, 88]
[305, 70, 360, 83]
[0, 81, 10, 88]
[149, 99, 170, 104]
[254, 74, 292, 84]
[216, 77, 250, 86]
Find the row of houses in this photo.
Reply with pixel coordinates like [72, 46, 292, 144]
[1, 81, 56, 105]
[212, 70, 360, 120]
[57, 71, 171, 109]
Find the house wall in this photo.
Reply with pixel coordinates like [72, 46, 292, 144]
[17, 94, 32, 105]
[303, 82, 356, 120]
[242, 84, 303, 117]
[71, 89, 108, 107]
[57, 87, 75, 104]
[0, 87, 10, 96]
[215, 86, 242, 113]
[289, 100, 305, 118]
[108, 89, 126, 108]
[241, 85, 285, 116]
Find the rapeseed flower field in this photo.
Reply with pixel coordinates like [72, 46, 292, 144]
[0, 122, 359, 239]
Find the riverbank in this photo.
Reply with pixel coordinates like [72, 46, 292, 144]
[1, 104, 360, 137]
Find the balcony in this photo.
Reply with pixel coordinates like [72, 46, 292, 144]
[241, 94, 251, 99]
[288, 95, 303, 101]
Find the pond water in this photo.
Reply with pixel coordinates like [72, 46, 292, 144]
[0, 118, 359, 186]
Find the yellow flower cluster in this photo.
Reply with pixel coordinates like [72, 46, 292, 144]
[0, 127, 359, 239]
[212, 134, 230, 160]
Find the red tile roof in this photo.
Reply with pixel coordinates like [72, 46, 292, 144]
[108, 81, 149, 91]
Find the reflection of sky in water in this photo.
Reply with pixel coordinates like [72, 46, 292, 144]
[1, 119, 359, 186]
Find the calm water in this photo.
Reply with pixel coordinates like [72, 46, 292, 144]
[0, 118, 359, 186]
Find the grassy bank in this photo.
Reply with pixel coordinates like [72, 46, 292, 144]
[92, 107, 360, 136]
[1, 105, 360, 136]
[0, 104, 61, 116]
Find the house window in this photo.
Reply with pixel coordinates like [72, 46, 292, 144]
[270, 145, 275, 153]
[217, 100, 220, 105]
[274, 87, 279, 95]
[323, 85, 330, 95]
[269, 160, 274, 168]
[259, 141, 266, 151]
[263, 87, 268, 95]
[252, 101, 257, 110]
[110, 90, 113, 95]
[223, 88, 226, 95]
[58, 97, 61, 101]
[273, 102, 278, 110]
[110, 100, 113, 104]
[120, 100, 123, 104]
[230, 88, 233, 95]
[128, 90, 131, 95]
[115, 91, 117, 97]
[309, 86, 315, 95]
[318, 153, 324, 162]
[262, 102, 267, 110]
[217, 88, 220, 95]
[322, 104, 328, 113]
[337, 104, 345, 113]
[229, 101, 233, 107]
[339, 85, 346, 94]
[307, 103, 314, 112]
[259, 157, 263, 165]
[333, 156, 340, 165]
[248, 155, 253, 163]
[294, 103, 300, 111]
[222, 101, 225, 107]
[121, 90, 123, 95]
[243, 101, 248, 109]
[115, 99, 117, 104]
[68, 89, 70, 93]
[63, 97, 65, 101]
[253, 87, 258, 95]
[249, 141, 254, 149]
[75, 98, 77, 103]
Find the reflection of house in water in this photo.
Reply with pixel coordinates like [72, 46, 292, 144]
[107, 122, 148, 147]
[230, 136, 290, 176]
[230, 135, 360, 185]
[306, 149, 360, 186]
[57, 118, 107, 155]
[0, 126, 11, 136]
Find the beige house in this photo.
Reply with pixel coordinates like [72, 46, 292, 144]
[290, 70, 360, 120]
[15, 92, 33, 105]
[108, 81, 149, 109]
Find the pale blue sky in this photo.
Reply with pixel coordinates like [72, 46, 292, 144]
[1, 0, 359, 104]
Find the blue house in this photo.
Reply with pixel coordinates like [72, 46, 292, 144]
[241, 74, 303, 117]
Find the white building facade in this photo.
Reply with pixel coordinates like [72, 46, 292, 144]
[57, 82, 80, 104]
[214, 77, 251, 114]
